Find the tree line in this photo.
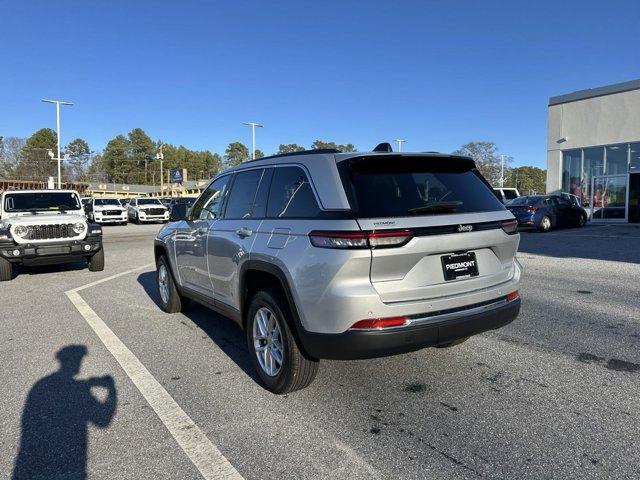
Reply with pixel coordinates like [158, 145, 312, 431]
[1, 131, 545, 192]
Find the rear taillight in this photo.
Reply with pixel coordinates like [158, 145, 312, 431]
[500, 219, 518, 234]
[309, 229, 413, 249]
[350, 316, 408, 330]
[506, 290, 520, 302]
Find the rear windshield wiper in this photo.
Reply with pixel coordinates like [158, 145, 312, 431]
[408, 201, 462, 214]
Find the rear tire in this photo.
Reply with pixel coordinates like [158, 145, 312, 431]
[0, 257, 15, 281]
[156, 255, 185, 313]
[88, 248, 105, 272]
[538, 215, 551, 232]
[577, 214, 587, 228]
[246, 288, 318, 394]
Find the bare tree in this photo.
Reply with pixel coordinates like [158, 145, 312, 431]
[0, 136, 27, 178]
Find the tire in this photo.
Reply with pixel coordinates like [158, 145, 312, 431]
[577, 214, 587, 228]
[435, 336, 469, 348]
[246, 288, 319, 394]
[156, 255, 185, 313]
[538, 215, 551, 232]
[0, 257, 15, 281]
[88, 248, 105, 272]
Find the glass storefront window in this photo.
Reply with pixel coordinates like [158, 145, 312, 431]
[582, 147, 605, 207]
[605, 144, 628, 175]
[630, 143, 640, 173]
[562, 149, 583, 203]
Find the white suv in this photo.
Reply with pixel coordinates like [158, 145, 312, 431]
[128, 198, 169, 224]
[0, 189, 104, 281]
[85, 198, 128, 225]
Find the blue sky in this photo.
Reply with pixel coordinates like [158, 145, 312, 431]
[1, 0, 639, 167]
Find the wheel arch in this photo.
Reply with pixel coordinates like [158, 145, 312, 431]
[239, 260, 312, 357]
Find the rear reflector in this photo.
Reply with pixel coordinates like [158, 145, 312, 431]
[350, 316, 408, 330]
[501, 219, 518, 234]
[506, 290, 520, 302]
[309, 229, 413, 249]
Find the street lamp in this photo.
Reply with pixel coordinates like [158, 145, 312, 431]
[41, 99, 73, 188]
[242, 122, 263, 160]
[395, 139, 406, 152]
[156, 145, 164, 195]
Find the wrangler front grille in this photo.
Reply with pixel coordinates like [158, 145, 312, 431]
[23, 224, 78, 240]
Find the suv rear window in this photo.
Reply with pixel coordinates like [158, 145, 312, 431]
[339, 157, 505, 218]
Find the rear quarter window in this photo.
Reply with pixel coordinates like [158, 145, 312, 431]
[266, 167, 322, 218]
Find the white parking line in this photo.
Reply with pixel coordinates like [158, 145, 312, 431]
[66, 265, 243, 480]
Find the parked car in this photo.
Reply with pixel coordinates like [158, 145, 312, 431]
[85, 198, 128, 225]
[168, 197, 195, 214]
[160, 197, 174, 208]
[153, 147, 522, 393]
[0, 189, 104, 281]
[506, 195, 587, 231]
[128, 198, 169, 223]
[494, 187, 520, 203]
[120, 198, 132, 207]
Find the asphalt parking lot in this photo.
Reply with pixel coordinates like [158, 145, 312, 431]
[1, 223, 639, 479]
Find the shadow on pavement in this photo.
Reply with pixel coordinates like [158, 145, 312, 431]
[518, 225, 640, 264]
[137, 271, 261, 385]
[12, 345, 117, 480]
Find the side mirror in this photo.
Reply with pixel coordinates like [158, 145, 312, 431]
[170, 203, 189, 221]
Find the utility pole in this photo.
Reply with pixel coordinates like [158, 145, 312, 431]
[395, 139, 406, 152]
[41, 99, 73, 188]
[156, 145, 164, 196]
[242, 122, 263, 160]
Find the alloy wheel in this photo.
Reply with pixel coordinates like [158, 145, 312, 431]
[253, 307, 284, 377]
[158, 264, 170, 305]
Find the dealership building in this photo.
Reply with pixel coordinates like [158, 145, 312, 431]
[547, 79, 640, 223]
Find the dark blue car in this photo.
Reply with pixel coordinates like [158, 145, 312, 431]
[506, 195, 588, 232]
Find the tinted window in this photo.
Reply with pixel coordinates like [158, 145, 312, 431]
[225, 169, 264, 219]
[190, 176, 230, 220]
[4, 192, 81, 212]
[252, 168, 274, 218]
[340, 157, 505, 218]
[267, 167, 321, 218]
[508, 196, 541, 206]
[503, 190, 519, 200]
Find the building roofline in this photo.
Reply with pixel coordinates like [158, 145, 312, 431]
[549, 78, 640, 106]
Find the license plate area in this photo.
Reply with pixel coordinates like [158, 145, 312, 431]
[441, 252, 479, 281]
[36, 246, 71, 256]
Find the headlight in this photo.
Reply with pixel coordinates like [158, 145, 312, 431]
[14, 225, 28, 237]
[73, 222, 86, 234]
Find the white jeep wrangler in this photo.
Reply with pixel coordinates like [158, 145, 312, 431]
[0, 189, 104, 281]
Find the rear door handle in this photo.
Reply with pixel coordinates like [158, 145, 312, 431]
[236, 227, 253, 238]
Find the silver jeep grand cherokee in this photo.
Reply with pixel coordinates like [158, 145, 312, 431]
[154, 147, 522, 393]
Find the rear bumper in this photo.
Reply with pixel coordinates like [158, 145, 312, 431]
[298, 297, 520, 360]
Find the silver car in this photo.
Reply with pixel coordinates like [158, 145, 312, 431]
[154, 148, 522, 393]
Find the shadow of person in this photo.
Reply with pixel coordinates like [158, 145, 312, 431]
[12, 345, 117, 480]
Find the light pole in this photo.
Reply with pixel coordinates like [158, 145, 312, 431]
[242, 122, 263, 160]
[500, 154, 506, 188]
[156, 145, 164, 196]
[395, 139, 406, 152]
[41, 99, 73, 188]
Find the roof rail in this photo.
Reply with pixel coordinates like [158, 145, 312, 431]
[249, 148, 341, 162]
